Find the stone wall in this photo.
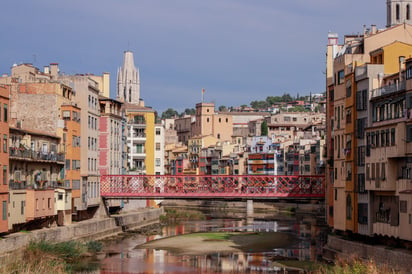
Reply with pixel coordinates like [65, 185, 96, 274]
[0, 208, 163, 255]
[326, 235, 412, 272]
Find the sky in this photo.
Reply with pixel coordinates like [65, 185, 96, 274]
[0, 0, 384, 113]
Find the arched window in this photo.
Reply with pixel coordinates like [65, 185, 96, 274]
[407, 4, 410, 20]
[129, 88, 132, 102]
[346, 194, 352, 220]
[396, 4, 400, 20]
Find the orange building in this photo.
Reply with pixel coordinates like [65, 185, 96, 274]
[61, 104, 81, 218]
[0, 85, 9, 233]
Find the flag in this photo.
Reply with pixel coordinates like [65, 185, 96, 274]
[202, 88, 205, 93]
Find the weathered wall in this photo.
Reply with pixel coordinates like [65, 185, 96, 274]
[0, 208, 163, 255]
[325, 235, 412, 272]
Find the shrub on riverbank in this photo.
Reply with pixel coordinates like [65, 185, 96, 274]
[0, 240, 102, 273]
[315, 257, 401, 274]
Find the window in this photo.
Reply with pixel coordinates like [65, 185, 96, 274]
[65, 160, 70, 170]
[3, 166, 6, 185]
[357, 146, 365, 166]
[356, 118, 366, 139]
[346, 194, 352, 220]
[358, 203, 368, 224]
[21, 201, 24, 215]
[396, 4, 400, 20]
[156, 128, 161, 135]
[358, 174, 365, 193]
[391, 128, 395, 145]
[407, 125, 412, 142]
[335, 188, 338, 200]
[155, 158, 161, 167]
[62, 110, 71, 120]
[346, 80, 352, 97]
[408, 5, 411, 20]
[2, 201, 6, 221]
[338, 70, 344, 85]
[3, 135, 7, 153]
[156, 143, 161, 151]
[356, 90, 367, 110]
[3, 104, 7, 122]
[400, 200, 407, 213]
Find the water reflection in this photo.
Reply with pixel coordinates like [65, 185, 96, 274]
[99, 214, 327, 273]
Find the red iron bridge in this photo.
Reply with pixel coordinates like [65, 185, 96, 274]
[100, 175, 325, 200]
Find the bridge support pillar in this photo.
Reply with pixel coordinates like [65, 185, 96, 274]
[246, 200, 254, 217]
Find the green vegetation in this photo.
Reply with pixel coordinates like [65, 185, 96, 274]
[261, 120, 268, 136]
[315, 258, 401, 274]
[0, 240, 102, 273]
[183, 232, 239, 241]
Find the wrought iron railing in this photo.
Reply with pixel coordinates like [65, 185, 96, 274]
[9, 147, 64, 163]
[100, 174, 325, 199]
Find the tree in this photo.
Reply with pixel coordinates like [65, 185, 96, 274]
[161, 108, 179, 119]
[250, 100, 268, 110]
[218, 105, 227, 112]
[261, 120, 268, 136]
[183, 108, 195, 116]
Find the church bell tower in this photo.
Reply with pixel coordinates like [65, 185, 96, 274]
[387, 0, 412, 27]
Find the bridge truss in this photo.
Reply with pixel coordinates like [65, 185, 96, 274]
[100, 175, 325, 200]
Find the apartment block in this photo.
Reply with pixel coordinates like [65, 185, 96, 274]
[60, 75, 101, 219]
[125, 104, 156, 175]
[326, 2, 412, 239]
[8, 127, 65, 231]
[0, 85, 9, 233]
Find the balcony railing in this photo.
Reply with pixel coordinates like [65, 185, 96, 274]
[9, 147, 65, 163]
[371, 81, 405, 99]
[9, 180, 66, 190]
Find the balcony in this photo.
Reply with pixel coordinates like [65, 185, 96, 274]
[371, 81, 405, 99]
[9, 180, 66, 190]
[9, 147, 65, 163]
[396, 178, 412, 194]
[131, 133, 146, 143]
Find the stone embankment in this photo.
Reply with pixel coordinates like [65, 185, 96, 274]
[324, 235, 412, 272]
[0, 207, 163, 255]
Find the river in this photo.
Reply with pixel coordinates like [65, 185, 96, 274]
[91, 206, 328, 273]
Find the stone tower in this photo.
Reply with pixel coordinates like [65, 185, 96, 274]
[387, 0, 412, 27]
[117, 51, 140, 104]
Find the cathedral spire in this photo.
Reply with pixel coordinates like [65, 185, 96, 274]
[117, 51, 140, 104]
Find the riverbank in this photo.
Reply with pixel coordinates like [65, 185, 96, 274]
[324, 235, 412, 273]
[137, 231, 297, 255]
[0, 207, 163, 263]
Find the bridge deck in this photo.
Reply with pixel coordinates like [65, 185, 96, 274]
[100, 175, 325, 200]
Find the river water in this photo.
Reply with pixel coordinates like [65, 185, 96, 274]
[96, 210, 328, 273]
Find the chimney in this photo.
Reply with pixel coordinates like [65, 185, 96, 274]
[44, 66, 50, 74]
[371, 24, 377, 34]
[50, 63, 59, 78]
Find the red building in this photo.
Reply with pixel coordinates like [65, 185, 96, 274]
[0, 85, 9, 233]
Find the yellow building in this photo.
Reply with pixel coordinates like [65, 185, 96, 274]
[124, 103, 156, 175]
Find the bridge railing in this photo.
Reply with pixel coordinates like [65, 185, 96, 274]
[100, 175, 325, 198]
